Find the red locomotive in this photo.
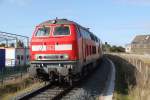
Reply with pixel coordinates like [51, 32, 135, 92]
[29, 19, 103, 85]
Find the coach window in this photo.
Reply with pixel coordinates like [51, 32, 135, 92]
[92, 46, 94, 54]
[79, 28, 84, 38]
[90, 34, 94, 41]
[80, 28, 87, 39]
[98, 46, 100, 53]
[89, 46, 91, 55]
[35, 27, 50, 36]
[94, 46, 96, 54]
[54, 26, 70, 36]
[78, 32, 81, 38]
[86, 31, 91, 40]
[76, 26, 81, 38]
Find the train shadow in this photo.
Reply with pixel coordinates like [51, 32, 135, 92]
[71, 56, 115, 99]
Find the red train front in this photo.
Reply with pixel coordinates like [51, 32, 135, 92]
[29, 19, 103, 85]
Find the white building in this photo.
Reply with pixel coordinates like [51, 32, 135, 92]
[125, 44, 131, 53]
[5, 48, 29, 67]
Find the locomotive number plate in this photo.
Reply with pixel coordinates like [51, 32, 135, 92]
[47, 45, 55, 50]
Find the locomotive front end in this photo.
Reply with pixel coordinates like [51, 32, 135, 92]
[29, 19, 79, 83]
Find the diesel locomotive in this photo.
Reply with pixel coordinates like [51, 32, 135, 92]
[29, 19, 103, 85]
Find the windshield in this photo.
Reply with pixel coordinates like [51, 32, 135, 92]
[35, 27, 50, 36]
[53, 26, 70, 36]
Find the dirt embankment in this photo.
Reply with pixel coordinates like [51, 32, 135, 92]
[105, 54, 150, 100]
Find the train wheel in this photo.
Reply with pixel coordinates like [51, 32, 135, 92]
[49, 72, 55, 82]
[66, 75, 73, 86]
[69, 78, 73, 86]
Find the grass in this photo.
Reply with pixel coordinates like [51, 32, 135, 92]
[0, 77, 43, 100]
[2, 81, 44, 100]
[113, 93, 132, 100]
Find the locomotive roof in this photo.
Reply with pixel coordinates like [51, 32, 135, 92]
[40, 19, 92, 33]
[39, 19, 79, 26]
[39, 19, 90, 30]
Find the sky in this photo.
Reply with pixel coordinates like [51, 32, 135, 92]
[0, 0, 150, 46]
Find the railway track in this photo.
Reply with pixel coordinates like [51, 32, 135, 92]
[16, 76, 89, 100]
[17, 83, 73, 100]
[16, 75, 88, 100]
[16, 60, 102, 100]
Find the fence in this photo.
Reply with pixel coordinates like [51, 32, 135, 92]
[0, 66, 29, 85]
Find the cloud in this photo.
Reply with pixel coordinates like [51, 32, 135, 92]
[114, 0, 150, 5]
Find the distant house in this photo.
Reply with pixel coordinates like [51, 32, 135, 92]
[125, 44, 131, 53]
[127, 35, 150, 54]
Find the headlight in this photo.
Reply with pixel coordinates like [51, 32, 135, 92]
[63, 54, 69, 60]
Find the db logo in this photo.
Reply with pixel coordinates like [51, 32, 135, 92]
[47, 45, 55, 50]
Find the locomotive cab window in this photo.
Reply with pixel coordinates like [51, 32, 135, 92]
[35, 27, 50, 36]
[53, 26, 70, 36]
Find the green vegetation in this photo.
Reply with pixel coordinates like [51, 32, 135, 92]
[17, 40, 24, 47]
[113, 93, 132, 100]
[0, 43, 6, 47]
[103, 42, 125, 52]
[0, 39, 24, 48]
